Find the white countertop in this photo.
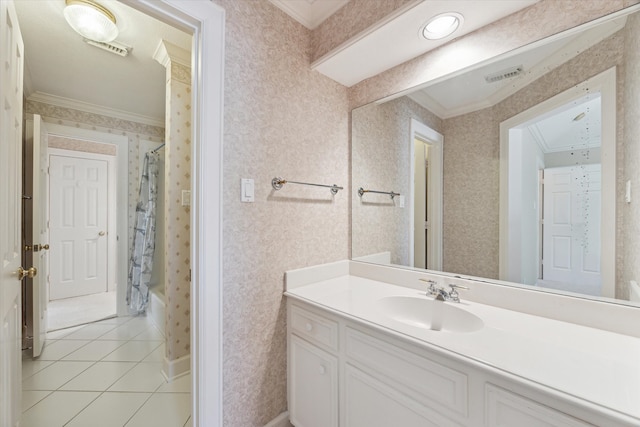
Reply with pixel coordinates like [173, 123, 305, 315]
[285, 274, 640, 421]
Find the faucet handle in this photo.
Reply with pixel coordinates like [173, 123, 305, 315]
[448, 284, 469, 303]
[419, 278, 439, 296]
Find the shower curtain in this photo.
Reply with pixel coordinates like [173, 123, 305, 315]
[127, 152, 159, 315]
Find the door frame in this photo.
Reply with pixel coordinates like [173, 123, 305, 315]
[118, 1, 225, 426]
[48, 148, 116, 300]
[499, 67, 616, 298]
[409, 118, 443, 270]
[45, 125, 127, 310]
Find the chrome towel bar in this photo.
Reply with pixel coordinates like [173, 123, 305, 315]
[272, 177, 343, 195]
[358, 187, 400, 199]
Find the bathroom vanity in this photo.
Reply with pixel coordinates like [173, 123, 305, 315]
[285, 261, 640, 427]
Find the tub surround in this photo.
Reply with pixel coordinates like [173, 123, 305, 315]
[285, 260, 640, 425]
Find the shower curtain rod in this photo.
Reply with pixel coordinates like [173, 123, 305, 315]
[150, 143, 165, 153]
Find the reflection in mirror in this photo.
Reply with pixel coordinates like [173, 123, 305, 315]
[351, 7, 640, 305]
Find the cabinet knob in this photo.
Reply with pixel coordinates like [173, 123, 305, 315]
[319, 365, 326, 375]
[305, 322, 313, 332]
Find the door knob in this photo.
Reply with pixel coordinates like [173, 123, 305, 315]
[18, 266, 38, 280]
[41, 244, 50, 250]
[99, 231, 106, 236]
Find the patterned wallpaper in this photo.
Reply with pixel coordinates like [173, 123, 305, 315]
[622, 12, 640, 300]
[215, 0, 349, 425]
[162, 61, 192, 363]
[352, 96, 442, 265]
[348, 0, 638, 109]
[48, 135, 117, 156]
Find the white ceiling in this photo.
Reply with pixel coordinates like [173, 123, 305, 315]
[14, 0, 191, 126]
[310, 0, 538, 87]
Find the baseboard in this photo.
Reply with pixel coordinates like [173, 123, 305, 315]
[162, 353, 190, 381]
[264, 411, 290, 427]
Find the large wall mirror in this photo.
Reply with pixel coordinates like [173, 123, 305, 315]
[351, 5, 640, 306]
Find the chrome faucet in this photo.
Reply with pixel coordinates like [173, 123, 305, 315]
[419, 279, 469, 303]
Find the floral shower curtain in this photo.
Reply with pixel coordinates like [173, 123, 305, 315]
[127, 152, 159, 315]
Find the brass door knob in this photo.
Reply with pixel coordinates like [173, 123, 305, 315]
[99, 231, 106, 236]
[41, 244, 50, 250]
[18, 266, 38, 280]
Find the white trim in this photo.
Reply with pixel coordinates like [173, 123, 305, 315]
[27, 91, 164, 128]
[153, 39, 191, 69]
[118, 1, 226, 427]
[163, 353, 191, 381]
[409, 119, 443, 271]
[499, 67, 616, 298]
[264, 411, 290, 427]
[45, 124, 129, 314]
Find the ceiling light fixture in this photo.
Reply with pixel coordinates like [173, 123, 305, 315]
[422, 12, 463, 40]
[63, 0, 118, 43]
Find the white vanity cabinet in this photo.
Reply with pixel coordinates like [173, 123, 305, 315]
[287, 299, 634, 427]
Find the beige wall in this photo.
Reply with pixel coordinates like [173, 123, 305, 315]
[162, 60, 192, 363]
[622, 11, 640, 299]
[215, 1, 349, 425]
[352, 96, 442, 265]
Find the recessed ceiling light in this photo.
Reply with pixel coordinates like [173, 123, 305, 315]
[422, 12, 463, 40]
[64, 0, 118, 43]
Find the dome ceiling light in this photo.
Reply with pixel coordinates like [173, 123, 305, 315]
[422, 12, 463, 40]
[63, 0, 118, 43]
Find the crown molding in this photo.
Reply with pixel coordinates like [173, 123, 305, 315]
[27, 91, 165, 127]
[153, 39, 191, 69]
[269, 0, 349, 29]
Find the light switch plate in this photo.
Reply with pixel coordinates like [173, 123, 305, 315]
[241, 178, 255, 202]
[181, 190, 191, 207]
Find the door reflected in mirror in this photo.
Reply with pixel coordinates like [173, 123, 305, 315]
[351, 6, 640, 305]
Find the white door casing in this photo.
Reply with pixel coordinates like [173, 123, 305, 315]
[0, 0, 24, 424]
[414, 139, 427, 269]
[49, 153, 109, 300]
[542, 165, 602, 293]
[409, 119, 443, 271]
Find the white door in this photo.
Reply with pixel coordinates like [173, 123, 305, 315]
[542, 165, 601, 292]
[30, 115, 49, 356]
[0, 0, 24, 424]
[49, 154, 109, 300]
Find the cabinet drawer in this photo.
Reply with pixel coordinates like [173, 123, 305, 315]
[485, 384, 594, 427]
[346, 327, 468, 417]
[290, 305, 338, 351]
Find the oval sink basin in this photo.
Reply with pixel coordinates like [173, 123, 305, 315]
[376, 296, 484, 333]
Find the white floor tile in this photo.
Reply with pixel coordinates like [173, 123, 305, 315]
[48, 291, 116, 331]
[108, 362, 166, 392]
[66, 392, 151, 427]
[101, 340, 162, 362]
[46, 325, 85, 340]
[21, 390, 51, 413]
[131, 326, 165, 341]
[22, 359, 54, 380]
[61, 324, 119, 340]
[62, 340, 127, 361]
[97, 321, 154, 341]
[183, 416, 193, 427]
[22, 361, 94, 391]
[156, 373, 191, 393]
[60, 361, 137, 391]
[94, 316, 133, 325]
[142, 343, 165, 362]
[125, 393, 191, 427]
[38, 339, 91, 361]
[20, 391, 100, 427]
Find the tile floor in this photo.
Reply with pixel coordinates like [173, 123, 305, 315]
[21, 316, 192, 427]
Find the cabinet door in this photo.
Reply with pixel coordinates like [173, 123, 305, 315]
[344, 364, 460, 427]
[289, 335, 338, 427]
